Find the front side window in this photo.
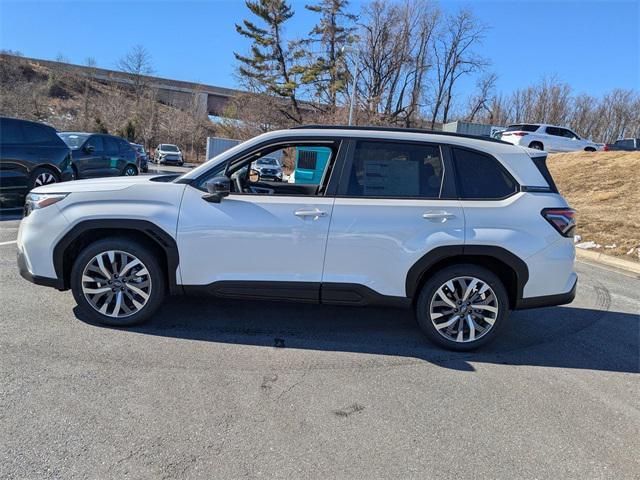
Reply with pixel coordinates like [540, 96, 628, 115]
[344, 141, 444, 199]
[85, 135, 104, 153]
[196, 141, 339, 197]
[452, 148, 517, 199]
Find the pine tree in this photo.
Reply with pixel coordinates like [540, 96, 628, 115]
[302, 0, 357, 108]
[234, 0, 302, 122]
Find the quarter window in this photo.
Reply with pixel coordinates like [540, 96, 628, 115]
[452, 148, 517, 199]
[345, 141, 444, 198]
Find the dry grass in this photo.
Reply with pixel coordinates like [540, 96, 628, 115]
[548, 151, 640, 261]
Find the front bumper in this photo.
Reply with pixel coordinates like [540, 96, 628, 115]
[17, 248, 64, 289]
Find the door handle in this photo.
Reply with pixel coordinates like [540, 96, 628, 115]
[294, 208, 327, 219]
[422, 211, 456, 221]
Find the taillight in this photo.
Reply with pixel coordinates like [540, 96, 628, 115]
[603, 144, 609, 151]
[541, 208, 577, 237]
[512, 132, 528, 136]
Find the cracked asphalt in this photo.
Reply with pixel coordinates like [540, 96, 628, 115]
[1, 215, 638, 479]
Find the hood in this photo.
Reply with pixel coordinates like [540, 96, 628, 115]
[32, 175, 160, 194]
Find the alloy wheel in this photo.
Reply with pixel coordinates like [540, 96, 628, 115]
[124, 166, 137, 176]
[34, 172, 57, 186]
[81, 250, 152, 318]
[429, 276, 499, 343]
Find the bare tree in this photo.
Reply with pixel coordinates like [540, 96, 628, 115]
[429, 9, 487, 127]
[465, 72, 496, 122]
[117, 45, 154, 115]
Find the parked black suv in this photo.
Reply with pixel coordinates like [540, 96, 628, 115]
[0, 117, 73, 207]
[59, 132, 140, 178]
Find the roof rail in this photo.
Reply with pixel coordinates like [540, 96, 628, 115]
[290, 124, 512, 145]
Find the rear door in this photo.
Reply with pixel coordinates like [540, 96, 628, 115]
[322, 139, 464, 300]
[103, 136, 124, 175]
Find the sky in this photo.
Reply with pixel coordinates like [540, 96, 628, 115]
[0, 0, 638, 101]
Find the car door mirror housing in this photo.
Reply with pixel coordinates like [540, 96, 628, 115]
[83, 144, 94, 154]
[203, 176, 230, 203]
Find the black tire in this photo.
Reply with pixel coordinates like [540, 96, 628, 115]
[584, 147, 596, 152]
[29, 167, 60, 191]
[529, 141, 543, 151]
[70, 237, 166, 327]
[122, 164, 138, 176]
[415, 264, 509, 351]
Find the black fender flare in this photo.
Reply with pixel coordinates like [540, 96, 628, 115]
[53, 219, 181, 294]
[405, 245, 529, 304]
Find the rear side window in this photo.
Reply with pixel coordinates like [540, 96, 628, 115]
[452, 148, 517, 199]
[0, 118, 25, 144]
[118, 138, 132, 152]
[103, 136, 120, 153]
[21, 122, 59, 145]
[545, 126, 562, 137]
[505, 124, 539, 132]
[345, 141, 445, 198]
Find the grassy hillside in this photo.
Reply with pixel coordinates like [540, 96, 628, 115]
[548, 151, 640, 261]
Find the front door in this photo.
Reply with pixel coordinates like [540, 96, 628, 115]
[176, 142, 341, 302]
[322, 140, 465, 299]
[77, 135, 107, 178]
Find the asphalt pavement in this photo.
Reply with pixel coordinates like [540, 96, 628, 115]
[0, 214, 638, 479]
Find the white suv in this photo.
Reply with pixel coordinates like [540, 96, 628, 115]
[17, 126, 577, 350]
[501, 123, 598, 152]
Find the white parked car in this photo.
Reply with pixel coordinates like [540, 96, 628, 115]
[154, 144, 183, 165]
[17, 126, 577, 350]
[500, 124, 598, 152]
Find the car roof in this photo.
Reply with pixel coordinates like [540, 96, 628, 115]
[2, 116, 57, 130]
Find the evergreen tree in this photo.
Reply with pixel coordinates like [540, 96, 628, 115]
[302, 0, 357, 108]
[234, 0, 302, 122]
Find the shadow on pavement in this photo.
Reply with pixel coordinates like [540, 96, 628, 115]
[74, 295, 639, 374]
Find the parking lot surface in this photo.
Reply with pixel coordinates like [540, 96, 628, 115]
[1, 215, 638, 479]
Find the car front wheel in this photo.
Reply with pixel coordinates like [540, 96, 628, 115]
[70, 238, 165, 326]
[415, 264, 509, 351]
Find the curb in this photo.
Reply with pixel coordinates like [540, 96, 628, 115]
[576, 249, 640, 275]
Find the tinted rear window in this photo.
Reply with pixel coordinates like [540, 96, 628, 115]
[505, 124, 539, 132]
[452, 148, 517, 199]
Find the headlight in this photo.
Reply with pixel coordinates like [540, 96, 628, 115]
[24, 193, 68, 216]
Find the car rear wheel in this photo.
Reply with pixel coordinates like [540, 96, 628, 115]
[123, 165, 138, 176]
[70, 238, 165, 326]
[415, 264, 509, 351]
[529, 141, 543, 150]
[584, 147, 596, 152]
[29, 167, 59, 190]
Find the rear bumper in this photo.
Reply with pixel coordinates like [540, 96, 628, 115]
[515, 276, 577, 310]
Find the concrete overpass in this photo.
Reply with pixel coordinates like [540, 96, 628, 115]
[4, 54, 241, 116]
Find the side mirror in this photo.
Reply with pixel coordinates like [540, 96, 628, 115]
[249, 168, 260, 183]
[203, 176, 230, 203]
[83, 144, 94, 154]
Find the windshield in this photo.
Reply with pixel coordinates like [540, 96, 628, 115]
[160, 144, 179, 152]
[256, 158, 278, 166]
[132, 144, 145, 153]
[59, 133, 89, 149]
